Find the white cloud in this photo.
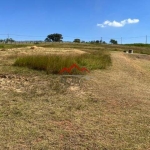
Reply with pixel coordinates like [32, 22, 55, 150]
[97, 18, 139, 28]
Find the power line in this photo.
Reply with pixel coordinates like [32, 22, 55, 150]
[0, 33, 149, 43]
[0, 33, 146, 38]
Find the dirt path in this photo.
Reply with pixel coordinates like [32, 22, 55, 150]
[78, 51, 150, 104]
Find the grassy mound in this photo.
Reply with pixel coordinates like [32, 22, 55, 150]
[14, 51, 111, 74]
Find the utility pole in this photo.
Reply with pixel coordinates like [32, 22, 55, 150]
[121, 37, 122, 44]
[146, 35, 147, 44]
[101, 37, 102, 43]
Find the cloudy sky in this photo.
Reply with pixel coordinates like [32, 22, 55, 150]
[0, 0, 149, 43]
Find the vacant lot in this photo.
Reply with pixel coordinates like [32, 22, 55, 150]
[0, 44, 150, 149]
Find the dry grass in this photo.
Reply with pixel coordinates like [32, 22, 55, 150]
[14, 51, 111, 74]
[0, 44, 150, 149]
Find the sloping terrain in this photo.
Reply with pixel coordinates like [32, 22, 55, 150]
[0, 48, 150, 149]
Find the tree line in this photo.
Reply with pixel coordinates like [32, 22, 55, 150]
[0, 33, 118, 44]
[0, 38, 15, 43]
[45, 33, 118, 44]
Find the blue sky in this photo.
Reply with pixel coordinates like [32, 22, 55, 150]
[0, 0, 150, 43]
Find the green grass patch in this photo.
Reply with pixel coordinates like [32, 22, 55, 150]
[125, 43, 150, 47]
[0, 44, 33, 49]
[14, 51, 111, 74]
[133, 49, 150, 55]
[105, 44, 150, 55]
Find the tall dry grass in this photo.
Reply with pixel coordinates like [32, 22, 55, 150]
[14, 51, 111, 74]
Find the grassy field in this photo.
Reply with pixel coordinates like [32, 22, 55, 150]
[1, 42, 150, 55]
[0, 43, 150, 149]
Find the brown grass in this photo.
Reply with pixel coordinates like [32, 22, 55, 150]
[0, 44, 150, 149]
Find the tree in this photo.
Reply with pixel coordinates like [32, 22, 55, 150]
[0, 39, 4, 42]
[90, 40, 96, 44]
[73, 39, 80, 43]
[110, 39, 118, 44]
[45, 37, 51, 42]
[102, 41, 107, 44]
[96, 40, 100, 43]
[5, 38, 15, 43]
[45, 33, 63, 42]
